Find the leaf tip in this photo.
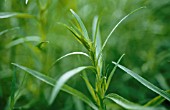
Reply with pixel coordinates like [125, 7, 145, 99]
[48, 98, 53, 106]
[121, 53, 126, 59]
[25, 0, 28, 5]
[112, 61, 117, 65]
[70, 9, 73, 13]
[11, 62, 16, 65]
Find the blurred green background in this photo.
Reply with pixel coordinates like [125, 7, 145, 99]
[0, 0, 170, 110]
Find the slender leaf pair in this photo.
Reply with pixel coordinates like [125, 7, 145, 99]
[11, 63, 98, 110]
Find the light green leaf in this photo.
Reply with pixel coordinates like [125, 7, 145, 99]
[145, 95, 165, 107]
[50, 52, 90, 70]
[61, 23, 91, 51]
[0, 27, 19, 36]
[112, 61, 170, 102]
[11, 63, 55, 86]
[50, 66, 93, 105]
[101, 7, 146, 53]
[61, 23, 82, 42]
[70, 9, 89, 40]
[26, 0, 29, 4]
[92, 16, 101, 59]
[0, 12, 34, 19]
[106, 54, 125, 91]
[82, 73, 97, 102]
[11, 63, 98, 110]
[106, 93, 154, 110]
[63, 84, 98, 110]
[0, 12, 17, 19]
[6, 36, 41, 48]
[145, 90, 170, 106]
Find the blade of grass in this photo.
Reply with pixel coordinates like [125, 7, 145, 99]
[11, 63, 98, 110]
[112, 61, 170, 102]
[106, 54, 125, 91]
[70, 9, 89, 40]
[6, 36, 41, 48]
[106, 93, 154, 110]
[49, 52, 90, 70]
[99, 7, 146, 58]
[49, 66, 94, 105]
[0, 12, 34, 19]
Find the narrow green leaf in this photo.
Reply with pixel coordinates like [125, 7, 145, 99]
[106, 93, 154, 110]
[26, 0, 29, 4]
[6, 36, 41, 48]
[145, 95, 165, 107]
[101, 7, 146, 53]
[61, 23, 91, 51]
[11, 63, 55, 86]
[0, 27, 19, 36]
[70, 9, 89, 40]
[112, 62, 170, 102]
[82, 73, 97, 102]
[0, 12, 17, 19]
[61, 23, 82, 42]
[63, 85, 98, 110]
[92, 16, 101, 58]
[106, 54, 125, 91]
[11, 63, 98, 110]
[10, 67, 17, 109]
[0, 12, 34, 19]
[50, 52, 90, 70]
[145, 90, 170, 106]
[50, 66, 93, 105]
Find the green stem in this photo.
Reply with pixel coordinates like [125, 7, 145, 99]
[89, 46, 107, 109]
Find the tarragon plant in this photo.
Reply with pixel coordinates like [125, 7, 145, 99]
[12, 7, 170, 110]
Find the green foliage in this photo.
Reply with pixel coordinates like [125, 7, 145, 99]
[11, 63, 98, 110]
[0, 0, 170, 110]
[112, 62, 170, 102]
[106, 93, 154, 110]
